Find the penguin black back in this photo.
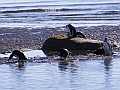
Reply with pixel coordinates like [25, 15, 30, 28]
[103, 38, 112, 56]
[8, 50, 27, 61]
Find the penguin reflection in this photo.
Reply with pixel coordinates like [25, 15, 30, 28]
[104, 56, 112, 70]
[18, 62, 26, 70]
[8, 61, 26, 70]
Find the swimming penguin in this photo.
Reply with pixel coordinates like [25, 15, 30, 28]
[66, 24, 77, 37]
[57, 48, 69, 59]
[8, 50, 27, 62]
[103, 38, 113, 56]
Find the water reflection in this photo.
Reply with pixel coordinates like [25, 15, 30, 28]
[18, 62, 26, 70]
[58, 59, 79, 89]
[104, 56, 113, 70]
[58, 60, 69, 71]
[58, 59, 78, 74]
[9, 61, 27, 70]
[8, 62, 26, 90]
[103, 56, 113, 78]
[103, 56, 113, 89]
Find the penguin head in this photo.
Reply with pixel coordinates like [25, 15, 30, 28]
[66, 24, 74, 29]
[104, 37, 108, 42]
[57, 48, 69, 59]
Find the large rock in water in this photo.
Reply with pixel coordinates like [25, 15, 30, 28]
[41, 34, 103, 55]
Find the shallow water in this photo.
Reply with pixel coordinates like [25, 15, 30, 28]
[0, 0, 120, 27]
[0, 50, 120, 90]
[0, 54, 120, 90]
[0, 0, 120, 90]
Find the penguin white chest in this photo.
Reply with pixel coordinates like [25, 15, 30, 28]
[103, 41, 112, 55]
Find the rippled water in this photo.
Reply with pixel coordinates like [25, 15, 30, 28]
[0, 0, 120, 27]
[0, 0, 120, 90]
[0, 55, 120, 90]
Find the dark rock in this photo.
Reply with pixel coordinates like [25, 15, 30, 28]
[94, 48, 105, 55]
[42, 34, 103, 55]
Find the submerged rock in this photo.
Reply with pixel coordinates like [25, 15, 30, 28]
[41, 34, 104, 55]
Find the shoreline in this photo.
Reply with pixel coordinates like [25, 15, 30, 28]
[0, 25, 120, 53]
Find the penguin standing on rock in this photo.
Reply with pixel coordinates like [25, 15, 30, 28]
[8, 50, 27, 62]
[66, 24, 77, 37]
[57, 48, 69, 60]
[103, 38, 113, 56]
[66, 24, 86, 38]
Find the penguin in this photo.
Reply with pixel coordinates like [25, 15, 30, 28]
[103, 38, 113, 56]
[76, 31, 86, 38]
[8, 50, 27, 62]
[57, 48, 69, 59]
[66, 24, 77, 37]
[66, 24, 86, 38]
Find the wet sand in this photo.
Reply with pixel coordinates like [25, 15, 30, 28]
[0, 25, 120, 53]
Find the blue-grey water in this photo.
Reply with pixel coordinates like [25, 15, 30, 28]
[0, 0, 120, 90]
[0, 55, 120, 90]
[0, 0, 120, 27]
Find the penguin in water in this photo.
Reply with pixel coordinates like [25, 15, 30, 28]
[103, 38, 113, 56]
[8, 50, 27, 62]
[57, 48, 69, 60]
